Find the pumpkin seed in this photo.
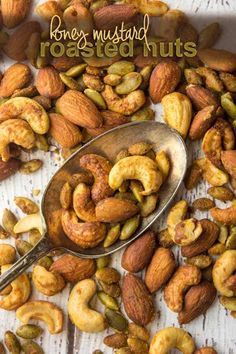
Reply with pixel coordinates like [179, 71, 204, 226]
[140, 65, 153, 90]
[186, 255, 212, 269]
[207, 186, 234, 201]
[115, 192, 136, 202]
[139, 194, 158, 217]
[59, 73, 81, 90]
[218, 225, 228, 244]
[108, 61, 135, 76]
[226, 231, 236, 249]
[37, 256, 53, 270]
[115, 349, 133, 354]
[15, 240, 33, 256]
[184, 68, 203, 85]
[120, 215, 140, 240]
[84, 88, 106, 109]
[192, 198, 215, 211]
[16, 325, 43, 340]
[202, 265, 213, 282]
[35, 135, 49, 152]
[21, 340, 44, 354]
[105, 309, 128, 333]
[157, 228, 174, 248]
[2, 209, 18, 237]
[98, 291, 119, 310]
[96, 267, 120, 284]
[4, 331, 21, 354]
[221, 92, 236, 120]
[0, 225, 9, 239]
[65, 63, 87, 77]
[99, 281, 121, 298]
[130, 107, 155, 122]
[128, 323, 149, 342]
[104, 74, 122, 86]
[115, 72, 142, 95]
[104, 224, 121, 248]
[96, 255, 111, 269]
[92, 351, 103, 354]
[28, 229, 42, 246]
[14, 197, 39, 215]
[19, 160, 43, 174]
[130, 181, 144, 203]
[127, 337, 149, 354]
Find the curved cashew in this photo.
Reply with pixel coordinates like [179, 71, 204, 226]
[73, 183, 97, 222]
[164, 264, 201, 312]
[210, 205, 236, 225]
[0, 244, 16, 265]
[0, 264, 31, 310]
[0, 97, 49, 134]
[102, 85, 146, 115]
[167, 200, 188, 238]
[61, 210, 106, 248]
[149, 327, 196, 354]
[213, 250, 236, 296]
[109, 156, 163, 196]
[195, 158, 229, 186]
[0, 119, 35, 162]
[14, 213, 44, 235]
[16, 300, 64, 334]
[68, 279, 107, 333]
[80, 154, 114, 204]
[32, 265, 65, 296]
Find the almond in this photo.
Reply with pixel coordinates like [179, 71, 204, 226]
[145, 247, 176, 293]
[94, 4, 138, 30]
[0, 158, 21, 181]
[198, 48, 236, 73]
[184, 162, 203, 190]
[35, 67, 65, 99]
[50, 254, 96, 282]
[49, 113, 83, 148]
[3, 21, 41, 61]
[0, 63, 31, 98]
[122, 273, 155, 326]
[95, 197, 139, 223]
[186, 85, 219, 111]
[181, 219, 219, 258]
[189, 106, 216, 140]
[178, 281, 216, 324]
[149, 61, 181, 103]
[221, 150, 236, 179]
[57, 90, 103, 129]
[121, 231, 156, 273]
[87, 110, 129, 137]
[1, 0, 31, 29]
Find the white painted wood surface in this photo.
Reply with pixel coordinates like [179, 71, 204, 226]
[0, 0, 236, 353]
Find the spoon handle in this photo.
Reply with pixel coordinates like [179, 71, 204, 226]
[0, 237, 53, 293]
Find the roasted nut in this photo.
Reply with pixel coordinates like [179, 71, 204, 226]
[202, 128, 222, 168]
[28, 229, 42, 246]
[130, 107, 155, 122]
[4, 331, 21, 354]
[174, 218, 202, 246]
[127, 337, 148, 354]
[128, 142, 152, 156]
[128, 323, 149, 342]
[208, 186, 234, 202]
[198, 22, 221, 49]
[16, 300, 64, 334]
[192, 198, 215, 211]
[103, 224, 121, 248]
[186, 255, 212, 269]
[37, 256, 53, 270]
[99, 281, 121, 298]
[221, 150, 236, 179]
[0, 158, 21, 182]
[220, 296, 236, 311]
[194, 347, 218, 354]
[15, 240, 33, 256]
[198, 48, 236, 73]
[145, 247, 176, 293]
[210, 205, 236, 225]
[36, 1, 63, 20]
[184, 163, 203, 190]
[219, 72, 236, 92]
[60, 182, 73, 210]
[167, 200, 188, 238]
[19, 160, 43, 174]
[96, 256, 111, 269]
[50, 113, 82, 149]
[14, 197, 38, 214]
[214, 118, 235, 150]
[213, 250, 236, 296]
[21, 340, 44, 354]
[32, 265, 65, 296]
[184, 69, 202, 85]
[107, 61, 135, 76]
[96, 267, 120, 284]
[96, 197, 139, 223]
[208, 243, 226, 256]
[98, 291, 119, 310]
[155, 151, 170, 180]
[16, 324, 43, 340]
[0, 63, 31, 98]
[105, 308, 128, 333]
[14, 213, 43, 235]
[196, 67, 224, 93]
[158, 228, 175, 248]
[189, 106, 216, 140]
[186, 85, 219, 111]
[104, 333, 127, 348]
[195, 158, 229, 186]
[0, 244, 16, 265]
[120, 215, 140, 240]
[221, 92, 236, 120]
[178, 281, 216, 324]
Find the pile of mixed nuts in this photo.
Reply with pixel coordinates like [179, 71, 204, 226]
[1, 0, 236, 353]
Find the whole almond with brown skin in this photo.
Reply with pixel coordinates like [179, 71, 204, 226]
[3, 21, 41, 61]
[221, 150, 236, 179]
[198, 48, 236, 73]
[50, 254, 96, 282]
[181, 219, 219, 258]
[184, 163, 203, 190]
[87, 110, 129, 137]
[149, 61, 181, 103]
[56, 90, 103, 129]
[0, 158, 21, 181]
[186, 85, 219, 111]
[189, 106, 216, 140]
[49, 113, 82, 148]
[0, 63, 31, 98]
[122, 273, 154, 326]
[94, 4, 138, 30]
[178, 281, 216, 324]
[121, 231, 156, 273]
[1, 0, 31, 29]
[36, 67, 65, 99]
[95, 197, 139, 223]
[145, 247, 176, 293]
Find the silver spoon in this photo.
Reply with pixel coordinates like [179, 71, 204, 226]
[0, 121, 187, 292]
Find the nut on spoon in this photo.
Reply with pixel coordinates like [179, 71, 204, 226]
[0, 121, 187, 292]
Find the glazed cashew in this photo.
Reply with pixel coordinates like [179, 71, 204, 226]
[167, 200, 188, 238]
[32, 265, 65, 296]
[16, 300, 64, 334]
[0, 119, 35, 162]
[210, 205, 236, 225]
[68, 279, 107, 333]
[0, 264, 31, 310]
[0, 97, 49, 134]
[109, 156, 163, 196]
[73, 183, 97, 222]
[14, 213, 44, 235]
[61, 210, 106, 248]
[149, 327, 196, 354]
[213, 250, 236, 296]
[80, 154, 114, 204]
[195, 158, 229, 186]
[164, 264, 201, 312]
[102, 85, 146, 115]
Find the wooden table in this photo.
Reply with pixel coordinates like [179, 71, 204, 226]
[0, 0, 236, 352]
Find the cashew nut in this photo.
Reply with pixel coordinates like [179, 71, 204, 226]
[164, 264, 201, 312]
[73, 183, 97, 222]
[0, 264, 31, 310]
[16, 300, 64, 334]
[68, 279, 107, 333]
[0, 97, 49, 134]
[14, 213, 44, 235]
[109, 156, 163, 196]
[210, 205, 236, 225]
[80, 154, 114, 204]
[0, 244, 16, 265]
[174, 218, 203, 246]
[195, 158, 229, 186]
[213, 250, 236, 296]
[61, 210, 106, 248]
[101, 85, 146, 115]
[167, 200, 188, 238]
[32, 265, 65, 296]
[0, 119, 35, 162]
[149, 327, 196, 354]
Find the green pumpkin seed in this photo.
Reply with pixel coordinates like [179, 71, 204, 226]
[145, 150, 156, 160]
[226, 231, 236, 249]
[186, 255, 212, 269]
[104, 74, 122, 86]
[96, 255, 111, 269]
[92, 350, 103, 354]
[37, 256, 53, 270]
[130, 181, 144, 203]
[15, 240, 33, 256]
[98, 291, 119, 310]
[221, 92, 236, 120]
[77, 76, 87, 91]
[218, 225, 228, 244]
[108, 61, 135, 76]
[4, 331, 21, 354]
[119, 181, 129, 193]
[84, 88, 106, 109]
[21, 340, 44, 354]
[105, 309, 128, 333]
[65, 63, 87, 77]
[127, 337, 149, 354]
[139, 194, 158, 217]
[104, 224, 121, 248]
[128, 323, 149, 342]
[16, 325, 43, 340]
[184, 69, 203, 85]
[140, 65, 153, 90]
[59, 73, 81, 90]
[115, 192, 136, 202]
[120, 215, 140, 240]
[202, 265, 213, 282]
[115, 72, 142, 95]
[19, 160, 43, 174]
[99, 281, 121, 298]
[96, 267, 120, 284]
[35, 135, 49, 152]
[130, 107, 155, 122]
[28, 229, 42, 246]
[2, 209, 18, 237]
